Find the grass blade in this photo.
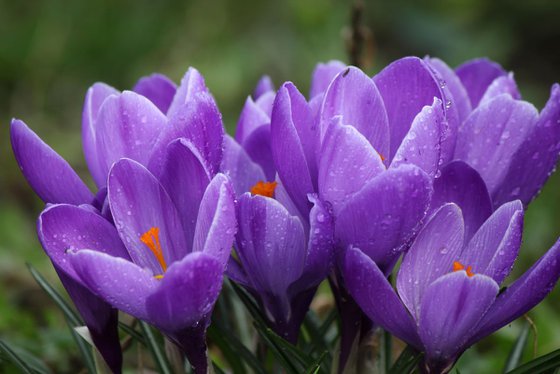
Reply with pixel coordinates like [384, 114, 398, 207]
[506, 348, 560, 374]
[503, 322, 531, 373]
[139, 321, 173, 374]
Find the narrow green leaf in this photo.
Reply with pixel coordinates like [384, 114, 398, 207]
[503, 322, 531, 373]
[255, 326, 301, 374]
[383, 329, 393, 373]
[506, 348, 560, 374]
[262, 327, 314, 368]
[119, 322, 146, 346]
[302, 311, 333, 366]
[139, 321, 173, 374]
[303, 351, 328, 374]
[207, 323, 259, 374]
[389, 345, 423, 374]
[68, 325, 96, 373]
[0, 340, 36, 374]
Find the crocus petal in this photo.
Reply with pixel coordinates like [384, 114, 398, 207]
[336, 165, 433, 270]
[460, 201, 523, 284]
[397, 203, 465, 320]
[343, 247, 421, 348]
[455, 95, 538, 198]
[256, 91, 275, 117]
[253, 75, 275, 99]
[318, 118, 385, 215]
[418, 272, 498, 365]
[108, 159, 188, 273]
[431, 161, 493, 242]
[220, 135, 266, 195]
[192, 174, 237, 267]
[167, 67, 208, 118]
[310, 60, 347, 98]
[426, 57, 472, 124]
[470, 238, 560, 344]
[37, 204, 130, 282]
[70, 249, 158, 321]
[133, 73, 177, 114]
[235, 96, 270, 144]
[270, 83, 315, 217]
[10, 119, 94, 205]
[479, 73, 521, 105]
[373, 57, 451, 160]
[492, 84, 560, 207]
[320, 67, 390, 158]
[160, 138, 211, 248]
[146, 252, 223, 332]
[243, 125, 276, 181]
[455, 58, 507, 108]
[95, 91, 167, 182]
[391, 97, 445, 177]
[82, 83, 119, 188]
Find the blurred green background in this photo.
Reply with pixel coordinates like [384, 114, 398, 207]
[1, 0, 559, 372]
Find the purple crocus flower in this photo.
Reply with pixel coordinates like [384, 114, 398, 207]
[343, 200, 560, 373]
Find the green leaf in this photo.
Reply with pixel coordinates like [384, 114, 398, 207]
[302, 311, 333, 367]
[68, 325, 96, 373]
[503, 322, 531, 373]
[139, 321, 173, 374]
[383, 329, 393, 373]
[389, 345, 423, 374]
[119, 321, 146, 346]
[303, 351, 328, 374]
[506, 348, 560, 374]
[0, 340, 39, 374]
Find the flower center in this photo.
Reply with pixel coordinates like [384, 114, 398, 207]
[452, 261, 475, 277]
[250, 180, 278, 198]
[140, 227, 167, 279]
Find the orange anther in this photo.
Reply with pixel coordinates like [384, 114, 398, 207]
[140, 227, 168, 274]
[452, 261, 475, 277]
[250, 181, 278, 198]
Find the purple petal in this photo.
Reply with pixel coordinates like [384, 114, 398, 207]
[235, 96, 270, 144]
[192, 174, 237, 267]
[37, 204, 130, 281]
[146, 252, 223, 332]
[167, 67, 208, 118]
[160, 138, 211, 249]
[133, 73, 177, 114]
[397, 203, 465, 320]
[70, 249, 158, 321]
[95, 91, 167, 182]
[320, 67, 390, 159]
[432, 161, 493, 242]
[242, 125, 276, 181]
[492, 84, 560, 207]
[10, 119, 94, 205]
[220, 135, 266, 195]
[479, 73, 521, 105]
[455, 58, 507, 108]
[108, 159, 188, 274]
[336, 165, 433, 270]
[343, 247, 421, 347]
[253, 75, 275, 99]
[82, 83, 119, 188]
[256, 91, 275, 117]
[418, 272, 498, 365]
[318, 119, 385, 215]
[310, 60, 347, 98]
[391, 97, 445, 177]
[460, 201, 524, 284]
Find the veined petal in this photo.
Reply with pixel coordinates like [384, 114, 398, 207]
[235, 96, 270, 143]
[243, 125, 275, 182]
[10, 119, 94, 205]
[220, 135, 266, 195]
[455, 58, 507, 108]
[167, 67, 208, 118]
[310, 60, 347, 98]
[479, 73, 521, 105]
[133, 73, 177, 114]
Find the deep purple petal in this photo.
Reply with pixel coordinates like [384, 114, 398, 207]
[82, 83, 119, 187]
[242, 125, 276, 181]
[418, 272, 498, 366]
[310, 60, 347, 98]
[391, 97, 445, 177]
[10, 119, 94, 205]
[343, 247, 421, 347]
[479, 73, 521, 105]
[455, 58, 507, 108]
[320, 67, 390, 159]
[220, 135, 266, 195]
[253, 75, 275, 100]
[146, 252, 223, 332]
[133, 73, 177, 114]
[160, 138, 212, 248]
[336, 165, 433, 270]
[397, 203, 465, 320]
[235, 96, 270, 144]
[108, 159, 188, 274]
[192, 174, 237, 267]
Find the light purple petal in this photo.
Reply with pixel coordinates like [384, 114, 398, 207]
[37, 204, 130, 282]
[418, 272, 498, 365]
[235, 96, 270, 144]
[108, 159, 188, 274]
[397, 203, 465, 320]
[82, 83, 119, 187]
[10, 119, 94, 205]
[343, 247, 421, 348]
[460, 201, 524, 284]
[320, 67, 390, 159]
[455, 58, 507, 108]
[310, 60, 347, 98]
[256, 91, 275, 117]
[336, 165, 433, 270]
[160, 138, 211, 248]
[192, 174, 237, 267]
[391, 97, 445, 177]
[253, 75, 275, 100]
[146, 252, 223, 332]
[220, 135, 266, 195]
[432, 161, 493, 242]
[166, 67, 208, 118]
[242, 125, 276, 181]
[133, 73, 177, 114]
[479, 73, 521, 105]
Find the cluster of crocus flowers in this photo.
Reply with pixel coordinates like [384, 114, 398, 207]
[10, 55, 560, 374]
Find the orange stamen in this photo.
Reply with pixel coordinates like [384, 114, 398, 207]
[378, 152, 386, 162]
[250, 181, 278, 198]
[452, 261, 475, 277]
[140, 227, 168, 276]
